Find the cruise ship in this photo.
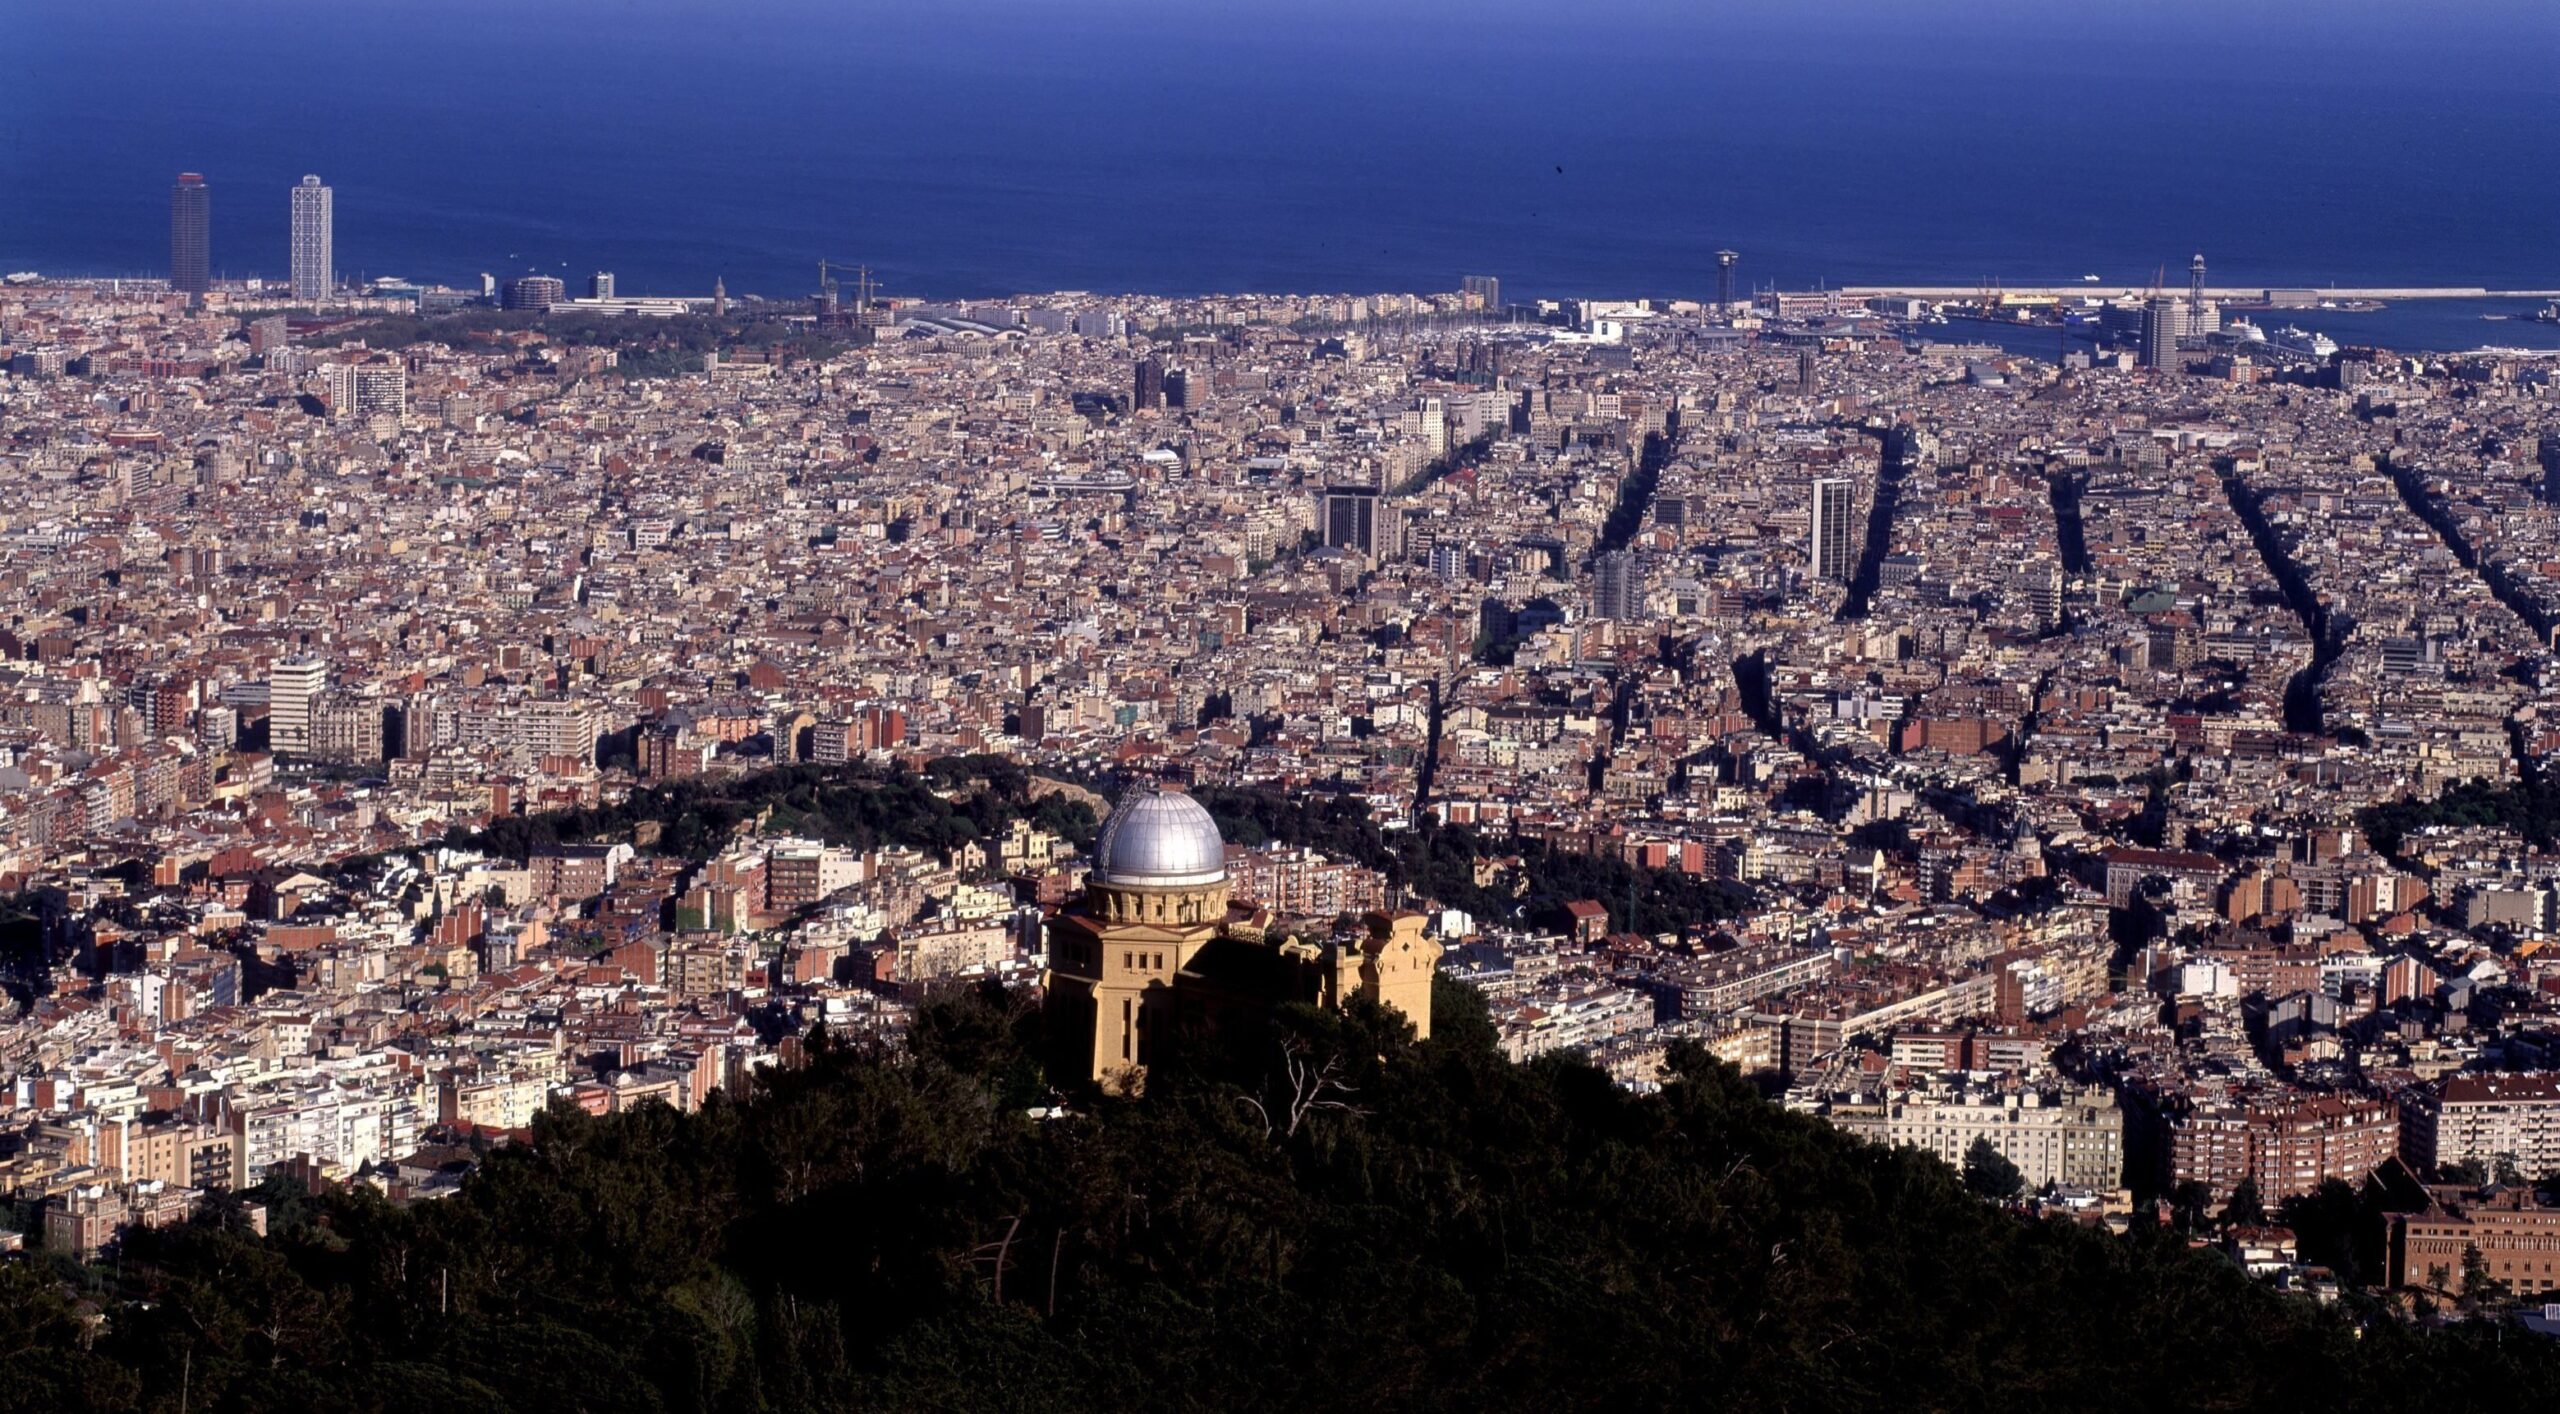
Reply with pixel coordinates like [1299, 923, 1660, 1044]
[2270, 325, 2337, 360]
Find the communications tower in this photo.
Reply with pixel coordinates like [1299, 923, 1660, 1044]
[2187, 252, 2208, 341]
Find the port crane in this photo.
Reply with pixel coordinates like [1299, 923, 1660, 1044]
[816, 260, 877, 322]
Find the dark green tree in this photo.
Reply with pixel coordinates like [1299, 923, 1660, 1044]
[1962, 1136, 2024, 1201]
[2221, 1176, 2267, 1230]
[2277, 1179, 2382, 1287]
[2168, 1179, 2215, 1233]
[2461, 1242, 2513, 1307]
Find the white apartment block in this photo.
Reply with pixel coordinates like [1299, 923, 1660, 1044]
[1822, 1086, 2125, 1190]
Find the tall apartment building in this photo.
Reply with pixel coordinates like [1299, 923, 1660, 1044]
[1645, 944, 1839, 1019]
[439, 1064, 559, 1131]
[1460, 273, 1501, 314]
[1401, 395, 1448, 453]
[169, 173, 211, 296]
[636, 724, 711, 781]
[308, 694, 385, 764]
[530, 844, 617, 901]
[1222, 843, 1387, 921]
[666, 941, 757, 1000]
[1429, 540, 1467, 582]
[127, 676, 197, 738]
[808, 708, 908, 763]
[1595, 550, 1646, 621]
[894, 916, 1012, 983]
[324, 361, 406, 419]
[1822, 1086, 2126, 1190]
[230, 1085, 422, 1185]
[1322, 482, 1391, 559]
[1809, 477, 1856, 583]
[122, 1116, 242, 1190]
[516, 699, 601, 765]
[248, 314, 291, 355]
[2403, 1073, 2560, 1180]
[267, 657, 326, 757]
[2167, 1091, 2398, 1202]
[763, 839, 860, 911]
[502, 275, 564, 312]
[289, 174, 332, 303]
[355, 364, 407, 418]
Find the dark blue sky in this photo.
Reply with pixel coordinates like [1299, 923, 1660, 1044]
[5, 1, 2555, 299]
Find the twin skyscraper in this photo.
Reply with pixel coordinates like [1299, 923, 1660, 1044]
[166, 171, 333, 302]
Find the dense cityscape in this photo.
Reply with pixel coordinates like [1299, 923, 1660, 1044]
[7, 155, 2560, 1405]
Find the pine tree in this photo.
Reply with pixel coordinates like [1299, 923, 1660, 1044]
[1962, 1135, 2024, 1200]
[2221, 1176, 2267, 1230]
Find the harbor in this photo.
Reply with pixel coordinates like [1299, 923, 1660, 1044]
[1843, 285, 2560, 302]
[1897, 293, 2560, 358]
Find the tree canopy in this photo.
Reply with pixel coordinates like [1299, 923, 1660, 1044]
[10, 977, 2558, 1412]
[1962, 1135, 2025, 1201]
[438, 761, 1097, 868]
[1188, 787, 1749, 936]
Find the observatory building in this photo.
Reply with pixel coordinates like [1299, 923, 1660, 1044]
[1042, 786, 1440, 1090]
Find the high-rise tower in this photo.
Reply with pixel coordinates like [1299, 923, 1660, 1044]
[2186, 252, 2208, 342]
[1595, 550, 1646, 621]
[170, 173, 210, 297]
[1322, 482, 1387, 559]
[2142, 297, 2184, 371]
[1714, 250, 1739, 311]
[290, 175, 333, 304]
[269, 657, 326, 757]
[1810, 478, 1856, 584]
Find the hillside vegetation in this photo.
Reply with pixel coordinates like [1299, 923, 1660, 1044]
[4, 980, 2553, 1413]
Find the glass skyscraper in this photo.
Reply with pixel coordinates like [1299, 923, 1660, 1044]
[170, 173, 210, 295]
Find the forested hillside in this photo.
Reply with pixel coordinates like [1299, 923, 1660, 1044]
[2, 980, 2553, 1413]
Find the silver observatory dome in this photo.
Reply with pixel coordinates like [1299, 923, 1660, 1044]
[1092, 788, 1228, 887]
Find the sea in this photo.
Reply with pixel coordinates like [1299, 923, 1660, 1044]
[5, 0, 2557, 353]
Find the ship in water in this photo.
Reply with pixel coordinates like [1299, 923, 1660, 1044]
[2269, 324, 2338, 360]
[2536, 299, 2560, 325]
